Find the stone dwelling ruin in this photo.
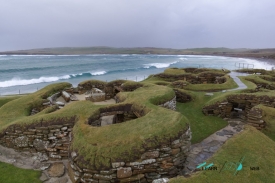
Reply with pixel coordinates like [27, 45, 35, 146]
[0, 80, 191, 183]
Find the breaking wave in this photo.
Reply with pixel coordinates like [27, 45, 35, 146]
[0, 75, 71, 88]
[143, 61, 178, 69]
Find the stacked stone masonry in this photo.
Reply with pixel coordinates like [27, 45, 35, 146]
[158, 97, 176, 111]
[202, 94, 274, 130]
[68, 126, 191, 183]
[155, 72, 226, 84]
[0, 123, 74, 160]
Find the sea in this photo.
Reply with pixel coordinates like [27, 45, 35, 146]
[0, 54, 274, 95]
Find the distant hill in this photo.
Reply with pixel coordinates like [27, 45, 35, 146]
[1, 47, 275, 60]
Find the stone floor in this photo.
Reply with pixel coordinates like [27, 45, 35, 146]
[0, 145, 71, 183]
[180, 119, 245, 176]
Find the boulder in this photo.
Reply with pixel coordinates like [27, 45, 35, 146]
[47, 162, 65, 177]
[117, 167, 132, 178]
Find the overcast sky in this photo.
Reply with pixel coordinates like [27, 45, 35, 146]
[1, 0, 275, 51]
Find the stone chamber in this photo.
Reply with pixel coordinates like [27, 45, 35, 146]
[0, 80, 191, 183]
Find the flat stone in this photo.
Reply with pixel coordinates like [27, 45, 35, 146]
[209, 146, 220, 153]
[141, 151, 159, 160]
[152, 178, 169, 183]
[14, 136, 29, 147]
[40, 172, 49, 182]
[119, 174, 144, 183]
[47, 162, 65, 177]
[56, 101, 65, 106]
[37, 152, 49, 162]
[112, 162, 125, 168]
[40, 163, 51, 170]
[117, 167, 132, 178]
[205, 93, 214, 96]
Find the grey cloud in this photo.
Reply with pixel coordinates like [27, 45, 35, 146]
[1, 0, 275, 51]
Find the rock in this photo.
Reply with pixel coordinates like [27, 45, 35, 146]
[40, 163, 51, 170]
[119, 174, 145, 183]
[14, 136, 28, 147]
[141, 151, 159, 160]
[37, 152, 49, 162]
[33, 139, 48, 151]
[56, 101, 65, 106]
[117, 167, 132, 178]
[152, 178, 169, 183]
[42, 101, 51, 106]
[47, 162, 65, 177]
[93, 174, 112, 181]
[205, 93, 214, 96]
[112, 162, 125, 168]
[145, 172, 161, 179]
[40, 172, 49, 181]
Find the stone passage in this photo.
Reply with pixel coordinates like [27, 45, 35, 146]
[68, 126, 191, 183]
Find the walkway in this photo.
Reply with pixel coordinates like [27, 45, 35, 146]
[228, 72, 249, 91]
[181, 119, 245, 176]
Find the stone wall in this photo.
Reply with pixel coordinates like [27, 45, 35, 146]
[86, 93, 106, 102]
[155, 72, 226, 84]
[202, 94, 274, 130]
[173, 89, 192, 103]
[0, 117, 76, 160]
[158, 97, 176, 111]
[68, 126, 191, 183]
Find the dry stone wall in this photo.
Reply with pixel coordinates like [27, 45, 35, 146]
[0, 118, 76, 160]
[158, 97, 176, 110]
[68, 126, 191, 183]
[155, 72, 226, 84]
[202, 94, 274, 130]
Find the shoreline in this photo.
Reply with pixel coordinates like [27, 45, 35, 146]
[0, 54, 274, 97]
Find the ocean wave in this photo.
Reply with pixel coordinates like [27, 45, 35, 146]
[0, 75, 70, 88]
[143, 61, 178, 69]
[179, 58, 187, 60]
[0, 66, 55, 73]
[91, 71, 107, 75]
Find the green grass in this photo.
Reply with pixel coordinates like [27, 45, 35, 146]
[0, 82, 189, 169]
[170, 125, 275, 183]
[71, 84, 189, 169]
[0, 82, 71, 132]
[0, 162, 41, 183]
[0, 96, 21, 108]
[256, 105, 275, 141]
[177, 92, 228, 144]
[164, 68, 186, 75]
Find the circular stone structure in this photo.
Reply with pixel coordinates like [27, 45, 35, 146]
[68, 83, 191, 183]
[0, 81, 191, 183]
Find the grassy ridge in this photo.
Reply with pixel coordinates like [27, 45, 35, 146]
[0, 96, 21, 108]
[72, 84, 189, 169]
[0, 82, 71, 132]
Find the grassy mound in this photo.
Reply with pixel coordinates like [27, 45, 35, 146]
[71, 84, 189, 169]
[170, 125, 275, 183]
[0, 82, 189, 170]
[0, 82, 71, 132]
[0, 96, 21, 108]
